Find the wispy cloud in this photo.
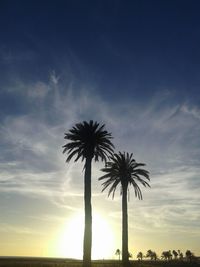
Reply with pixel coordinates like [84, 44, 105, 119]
[0, 73, 200, 254]
[0, 217, 47, 236]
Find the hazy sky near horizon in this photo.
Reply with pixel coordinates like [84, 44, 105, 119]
[0, 0, 200, 259]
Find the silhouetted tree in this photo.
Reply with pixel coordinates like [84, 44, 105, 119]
[63, 120, 114, 267]
[115, 249, 121, 260]
[128, 252, 132, 259]
[146, 250, 157, 261]
[99, 152, 150, 267]
[186, 250, 194, 262]
[137, 252, 143, 261]
[178, 250, 183, 260]
[161, 251, 172, 261]
[172, 250, 178, 260]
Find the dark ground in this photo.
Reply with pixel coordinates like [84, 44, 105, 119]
[0, 258, 199, 267]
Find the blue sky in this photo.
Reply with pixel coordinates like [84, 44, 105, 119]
[0, 0, 200, 259]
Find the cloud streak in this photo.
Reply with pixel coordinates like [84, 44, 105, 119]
[0, 73, 200, 255]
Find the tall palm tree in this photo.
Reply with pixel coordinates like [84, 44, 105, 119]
[99, 152, 150, 267]
[63, 120, 114, 267]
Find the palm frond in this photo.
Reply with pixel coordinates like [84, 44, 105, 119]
[99, 152, 150, 200]
[63, 120, 114, 163]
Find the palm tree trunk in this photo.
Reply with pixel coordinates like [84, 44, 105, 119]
[83, 157, 92, 267]
[122, 184, 129, 267]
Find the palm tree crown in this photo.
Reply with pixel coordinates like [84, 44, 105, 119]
[63, 120, 114, 162]
[99, 152, 150, 199]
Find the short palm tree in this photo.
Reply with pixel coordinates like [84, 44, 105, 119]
[146, 249, 157, 261]
[172, 250, 178, 260]
[185, 250, 194, 262]
[63, 120, 114, 267]
[137, 251, 143, 261]
[99, 152, 150, 267]
[115, 249, 121, 260]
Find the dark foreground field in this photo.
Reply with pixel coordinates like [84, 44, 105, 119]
[0, 258, 199, 267]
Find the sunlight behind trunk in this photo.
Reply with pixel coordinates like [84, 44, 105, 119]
[50, 212, 115, 259]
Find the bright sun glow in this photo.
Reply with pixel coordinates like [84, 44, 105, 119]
[53, 212, 115, 259]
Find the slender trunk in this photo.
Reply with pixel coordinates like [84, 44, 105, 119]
[122, 184, 129, 267]
[83, 157, 92, 267]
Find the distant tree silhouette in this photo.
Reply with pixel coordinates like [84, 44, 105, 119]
[172, 250, 178, 260]
[115, 249, 121, 260]
[99, 152, 150, 267]
[161, 250, 172, 261]
[137, 252, 143, 261]
[63, 120, 114, 267]
[146, 250, 157, 260]
[186, 250, 194, 262]
[178, 250, 183, 260]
